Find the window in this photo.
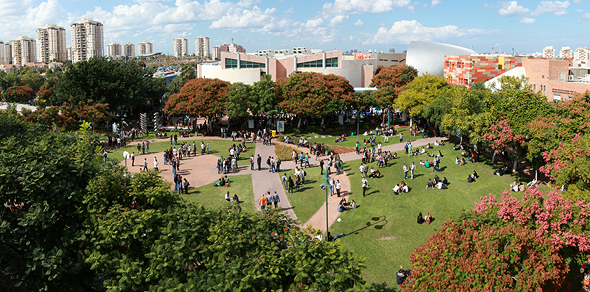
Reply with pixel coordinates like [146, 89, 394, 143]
[559, 72, 565, 81]
[239, 60, 265, 68]
[225, 58, 238, 68]
[297, 57, 338, 68]
[553, 94, 561, 102]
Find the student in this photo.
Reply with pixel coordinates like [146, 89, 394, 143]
[392, 184, 400, 195]
[426, 179, 435, 189]
[467, 175, 475, 183]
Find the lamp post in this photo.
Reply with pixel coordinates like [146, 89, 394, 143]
[320, 171, 332, 237]
[352, 112, 359, 143]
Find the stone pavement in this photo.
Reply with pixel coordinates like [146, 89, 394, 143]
[303, 170, 351, 232]
[251, 141, 297, 220]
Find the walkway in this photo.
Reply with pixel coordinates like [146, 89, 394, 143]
[251, 142, 297, 220]
[303, 170, 351, 232]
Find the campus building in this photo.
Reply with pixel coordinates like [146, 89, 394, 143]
[197, 50, 406, 87]
[138, 41, 153, 55]
[543, 46, 556, 58]
[71, 19, 104, 62]
[10, 36, 36, 66]
[107, 43, 122, 58]
[212, 42, 245, 60]
[406, 41, 475, 76]
[35, 24, 67, 63]
[486, 58, 590, 102]
[123, 42, 135, 58]
[195, 36, 209, 58]
[574, 47, 590, 67]
[444, 55, 522, 87]
[0, 41, 5, 64]
[173, 37, 188, 58]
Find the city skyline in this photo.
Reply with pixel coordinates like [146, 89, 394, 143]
[1, 0, 590, 56]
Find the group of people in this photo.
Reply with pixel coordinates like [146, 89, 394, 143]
[426, 175, 449, 190]
[174, 174, 190, 194]
[392, 181, 411, 194]
[213, 176, 231, 187]
[337, 197, 356, 212]
[258, 191, 281, 213]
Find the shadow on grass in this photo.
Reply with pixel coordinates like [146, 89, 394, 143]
[364, 282, 398, 292]
[345, 216, 388, 235]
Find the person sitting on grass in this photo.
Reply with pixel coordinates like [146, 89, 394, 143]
[434, 175, 440, 184]
[527, 178, 538, 187]
[424, 160, 431, 168]
[442, 177, 449, 186]
[421, 147, 426, 154]
[419, 160, 425, 166]
[231, 194, 239, 203]
[337, 202, 348, 212]
[510, 181, 520, 192]
[471, 170, 479, 179]
[426, 143, 433, 149]
[225, 191, 231, 202]
[369, 167, 381, 178]
[436, 180, 448, 189]
[426, 178, 435, 189]
[347, 199, 357, 210]
[400, 181, 410, 193]
[455, 157, 460, 164]
[393, 152, 398, 159]
[214, 177, 225, 187]
[224, 175, 231, 186]
[327, 232, 344, 241]
[392, 184, 400, 195]
[467, 175, 475, 183]
[424, 213, 432, 224]
[460, 158, 466, 165]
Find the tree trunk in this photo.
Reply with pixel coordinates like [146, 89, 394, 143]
[460, 136, 463, 145]
[297, 117, 302, 129]
[492, 152, 496, 163]
[409, 116, 413, 128]
[534, 165, 538, 181]
[512, 157, 518, 173]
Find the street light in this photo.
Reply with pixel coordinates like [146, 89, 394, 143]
[320, 171, 332, 238]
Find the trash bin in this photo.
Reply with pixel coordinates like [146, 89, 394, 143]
[272, 130, 277, 138]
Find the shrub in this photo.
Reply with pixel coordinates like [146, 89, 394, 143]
[2, 86, 36, 103]
[275, 144, 294, 161]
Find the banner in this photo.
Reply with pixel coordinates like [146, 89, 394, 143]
[354, 53, 372, 60]
[277, 120, 285, 133]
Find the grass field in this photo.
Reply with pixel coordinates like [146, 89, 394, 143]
[283, 166, 328, 224]
[108, 139, 256, 164]
[182, 174, 256, 212]
[327, 143, 527, 290]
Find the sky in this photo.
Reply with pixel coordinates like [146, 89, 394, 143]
[1, 0, 589, 55]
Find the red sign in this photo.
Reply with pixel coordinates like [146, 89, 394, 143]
[354, 53, 372, 60]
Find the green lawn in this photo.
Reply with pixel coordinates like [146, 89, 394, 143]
[283, 166, 329, 224]
[279, 125, 427, 151]
[183, 174, 256, 212]
[108, 139, 256, 163]
[327, 143, 526, 290]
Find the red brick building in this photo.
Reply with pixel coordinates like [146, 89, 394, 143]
[522, 58, 590, 101]
[444, 55, 522, 88]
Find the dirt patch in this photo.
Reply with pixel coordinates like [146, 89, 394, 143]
[377, 235, 399, 241]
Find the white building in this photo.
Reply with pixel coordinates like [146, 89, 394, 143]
[173, 37, 188, 58]
[5, 43, 12, 64]
[10, 36, 36, 66]
[574, 47, 590, 67]
[107, 43, 122, 58]
[0, 41, 4, 64]
[559, 46, 573, 59]
[71, 18, 104, 62]
[249, 47, 322, 58]
[36, 24, 67, 63]
[543, 46, 556, 58]
[406, 41, 475, 76]
[138, 41, 153, 55]
[66, 45, 72, 61]
[195, 35, 210, 58]
[123, 42, 135, 58]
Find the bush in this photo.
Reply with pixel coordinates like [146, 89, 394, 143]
[2, 86, 36, 103]
[275, 144, 294, 161]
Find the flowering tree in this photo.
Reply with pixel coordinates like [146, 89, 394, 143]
[404, 219, 566, 291]
[369, 65, 417, 90]
[37, 78, 58, 106]
[540, 133, 590, 189]
[2, 86, 36, 103]
[474, 187, 590, 264]
[277, 72, 354, 118]
[164, 78, 230, 120]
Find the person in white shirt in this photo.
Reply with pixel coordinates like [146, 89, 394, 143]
[153, 157, 159, 170]
[359, 164, 365, 178]
[335, 180, 341, 197]
[392, 184, 400, 194]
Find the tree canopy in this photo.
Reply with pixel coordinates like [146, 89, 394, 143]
[54, 57, 166, 110]
[164, 77, 231, 117]
[395, 74, 449, 117]
[277, 72, 354, 118]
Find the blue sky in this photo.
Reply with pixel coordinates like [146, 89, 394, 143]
[1, 0, 589, 55]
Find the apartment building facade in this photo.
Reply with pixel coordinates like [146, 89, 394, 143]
[10, 36, 36, 66]
[36, 24, 67, 63]
[173, 37, 188, 58]
[107, 43, 121, 58]
[123, 42, 135, 58]
[212, 42, 246, 60]
[138, 41, 153, 55]
[71, 19, 104, 62]
[195, 35, 210, 58]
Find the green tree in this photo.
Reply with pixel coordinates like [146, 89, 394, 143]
[225, 82, 253, 120]
[20, 70, 46, 92]
[55, 57, 166, 110]
[369, 65, 418, 90]
[277, 72, 354, 119]
[250, 74, 278, 115]
[394, 74, 449, 119]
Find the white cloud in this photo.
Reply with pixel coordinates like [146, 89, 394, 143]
[237, 0, 260, 8]
[407, 5, 415, 12]
[531, 1, 571, 16]
[0, 0, 65, 40]
[576, 8, 584, 12]
[363, 20, 493, 44]
[574, 0, 581, 4]
[584, 12, 590, 18]
[353, 19, 364, 25]
[209, 6, 276, 29]
[304, 18, 324, 28]
[520, 17, 536, 23]
[322, 0, 411, 15]
[498, 1, 530, 16]
[330, 15, 349, 25]
[431, 0, 441, 7]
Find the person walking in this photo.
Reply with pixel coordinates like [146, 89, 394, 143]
[259, 194, 267, 214]
[272, 191, 280, 208]
[146, 141, 150, 153]
[183, 178, 190, 194]
[288, 177, 294, 193]
[153, 157, 159, 171]
[250, 155, 254, 170]
[403, 163, 408, 180]
[282, 173, 288, 190]
[257, 154, 262, 171]
[131, 152, 135, 166]
[362, 177, 368, 197]
[410, 162, 416, 179]
[320, 159, 325, 175]
[336, 180, 341, 197]
[143, 158, 148, 172]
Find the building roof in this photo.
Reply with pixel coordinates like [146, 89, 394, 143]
[406, 41, 475, 76]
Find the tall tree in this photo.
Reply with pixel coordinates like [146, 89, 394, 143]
[369, 65, 418, 90]
[55, 57, 166, 110]
[277, 72, 354, 118]
[395, 74, 449, 125]
[224, 82, 253, 120]
[1, 86, 36, 103]
[250, 74, 278, 115]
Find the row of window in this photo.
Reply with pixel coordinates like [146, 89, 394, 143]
[225, 58, 265, 69]
[296, 57, 338, 68]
